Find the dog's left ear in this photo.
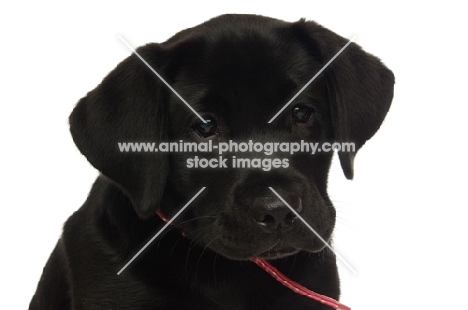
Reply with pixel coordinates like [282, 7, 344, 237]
[295, 20, 395, 179]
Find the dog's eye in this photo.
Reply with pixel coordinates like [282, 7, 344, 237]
[292, 104, 314, 123]
[193, 117, 218, 138]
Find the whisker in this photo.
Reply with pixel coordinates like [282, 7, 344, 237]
[184, 228, 209, 274]
[175, 215, 217, 227]
[194, 235, 220, 284]
[212, 252, 219, 286]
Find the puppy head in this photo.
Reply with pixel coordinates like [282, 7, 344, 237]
[70, 15, 394, 260]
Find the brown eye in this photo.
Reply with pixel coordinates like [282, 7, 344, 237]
[292, 104, 314, 123]
[193, 117, 218, 138]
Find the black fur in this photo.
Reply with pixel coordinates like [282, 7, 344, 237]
[30, 14, 394, 310]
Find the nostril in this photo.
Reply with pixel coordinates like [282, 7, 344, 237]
[256, 214, 275, 226]
[285, 211, 297, 225]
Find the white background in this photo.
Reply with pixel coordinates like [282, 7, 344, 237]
[1, 1, 467, 309]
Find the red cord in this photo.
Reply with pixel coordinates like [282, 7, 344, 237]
[251, 257, 351, 310]
[156, 209, 170, 223]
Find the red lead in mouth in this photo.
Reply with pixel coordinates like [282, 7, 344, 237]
[157, 208, 350, 309]
[250, 257, 351, 310]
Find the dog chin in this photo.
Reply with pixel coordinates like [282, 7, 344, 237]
[211, 243, 300, 261]
[215, 239, 330, 261]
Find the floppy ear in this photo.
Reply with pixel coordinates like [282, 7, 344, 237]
[69, 44, 170, 219]
[297, 21, 395, 179]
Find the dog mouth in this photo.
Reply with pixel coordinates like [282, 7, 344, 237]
[186, 209, 335, 261]
[253, 233, 331, 260]
[256, 246, 301, 260]
[204, 234, 329, 261]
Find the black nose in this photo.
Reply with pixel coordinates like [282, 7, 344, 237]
[250, 195, 303, 232]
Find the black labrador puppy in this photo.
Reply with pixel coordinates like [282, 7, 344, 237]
[30, 14, 394, 310]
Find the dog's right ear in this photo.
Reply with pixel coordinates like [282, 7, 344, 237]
[69, 44, 171, 219]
